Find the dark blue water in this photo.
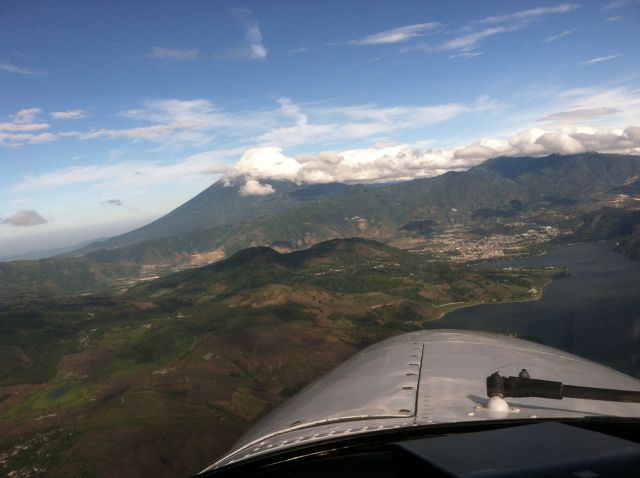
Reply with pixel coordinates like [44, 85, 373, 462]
[425, 243, 640, 377]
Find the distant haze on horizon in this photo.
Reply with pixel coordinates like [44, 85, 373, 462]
[2, 0, 640, 256]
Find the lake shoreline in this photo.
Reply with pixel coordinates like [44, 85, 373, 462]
[423, 242, 640, 378]
[431, 274, 556, 322]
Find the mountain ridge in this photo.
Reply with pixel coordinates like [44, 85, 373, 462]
[3, 152, 638, 300]
[73, 152, 640, 264]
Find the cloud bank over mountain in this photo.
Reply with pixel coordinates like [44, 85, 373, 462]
[229, 125, 640, 186]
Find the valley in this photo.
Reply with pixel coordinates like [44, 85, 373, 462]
[0, 239, 561, 478]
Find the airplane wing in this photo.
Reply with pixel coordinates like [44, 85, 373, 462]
[199, 329, 640, 474]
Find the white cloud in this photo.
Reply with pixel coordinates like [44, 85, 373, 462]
[249, 44, 267, 60]
[478, 4, 579, 24]
[288, 46, 310, 55]
[442, 26, 513, 50]
[353, 23, 440, 46]
[8, 84, 640, 194]
[0, 122, 48, 132]
[533, 130, 584, 154]
[549, 87, 640, 129]
[602, 0, 638, 11]
[123, 99, 222, 125]
[61, 98, 269, 148]
[51, 95, 493, 152]
[50, 109, 87, 120]
[449, 51, 484, 59]
[11, 102, 640, 197]
[442, 4, 578, 52]
[456, 126, 640, 160]
[4, 96, 495, 151]
[0, 63, 47, 77]
[2, 209, 48, 227]
[63, 124, 174, 142]
[227, 125, 640, 185]
[11, 108, 42, 124]
[0, 91, 496, 151]
[0, 131, 57, 146]
[239, 179, 275, 196]
[0, 108, 55, 146]
[12, 147, 239, 193]
[233, 146, 302, 180]
[14, 163, 140, 192]
[232, 7, 268, 60]
[538, 107, 620, 123]
[227, 144, 469, 184]
[258, 96, 495, 148]
[583, 54, 621, 64]
[544, 30, 574, 43]
[148, 47, 198, 61]
[607, 16, 623, 21]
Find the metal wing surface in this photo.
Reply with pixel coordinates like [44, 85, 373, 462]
[201, 329, 640, 472]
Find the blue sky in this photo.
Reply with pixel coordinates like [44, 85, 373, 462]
[1, 0, 639, 256]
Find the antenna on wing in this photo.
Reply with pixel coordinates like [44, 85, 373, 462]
[487, 370, 640, 403]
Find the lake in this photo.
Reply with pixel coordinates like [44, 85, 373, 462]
[426, 243, 640, 378]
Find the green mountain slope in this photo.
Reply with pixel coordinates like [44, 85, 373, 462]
[129, 238, 451, 300]
[382, 167, 530, 220]
[481, 152, 640, 198]
[572, 207, 640, 259]
[79, 181, 352, 252]
[0, 258, 139, 300]
[88, 152, 639, 263]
